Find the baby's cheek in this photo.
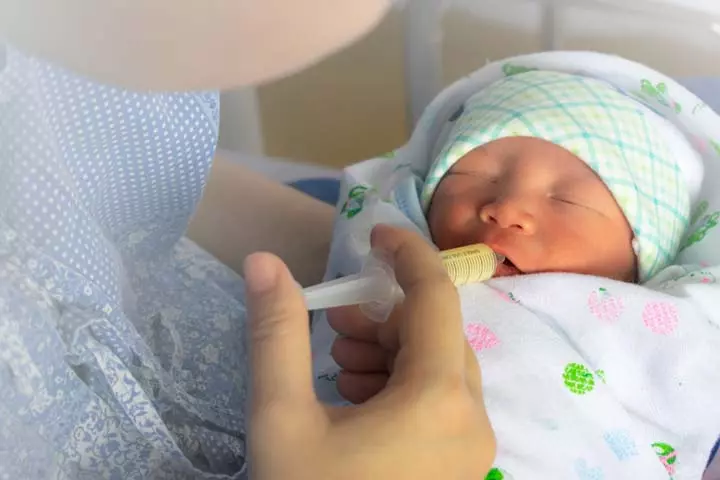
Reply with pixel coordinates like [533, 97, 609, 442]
[428, 198, 477, 249]
[555, 222, 636, 280]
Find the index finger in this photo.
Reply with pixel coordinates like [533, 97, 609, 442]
[370, 225, 466, 384]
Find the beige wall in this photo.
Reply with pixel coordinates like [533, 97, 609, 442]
[256, 11, 407, 167]
[219, 2, 720, 168]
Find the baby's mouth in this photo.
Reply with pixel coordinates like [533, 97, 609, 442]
[495, 257, 523, 277]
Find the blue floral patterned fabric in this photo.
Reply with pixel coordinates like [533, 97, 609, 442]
[0, 45, 249, 479]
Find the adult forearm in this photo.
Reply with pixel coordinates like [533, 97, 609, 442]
[187, 152, 334, 286]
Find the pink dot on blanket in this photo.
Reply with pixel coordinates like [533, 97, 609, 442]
[642, 301, 679, 335]
[465, 323, 500, 352]
[587, 288, 624, 324]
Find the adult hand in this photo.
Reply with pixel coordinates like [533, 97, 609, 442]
[243, 225, 495, 480]
[328, 227, 477, 404]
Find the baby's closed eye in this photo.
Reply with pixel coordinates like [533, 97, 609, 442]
[550, 192, 608, 216]
[549, 193, 583, 205]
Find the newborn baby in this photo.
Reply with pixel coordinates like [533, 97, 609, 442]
[312, 52, 720, 478]
[420, 70, 693, 284]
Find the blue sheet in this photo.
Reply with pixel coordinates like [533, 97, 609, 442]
[288, 178, 341, 205]
[681, 77, 720, 113]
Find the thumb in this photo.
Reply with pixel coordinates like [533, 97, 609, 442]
[244, 253, 316, 408]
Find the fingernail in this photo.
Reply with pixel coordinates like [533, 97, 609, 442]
[244, 253, 280, 294]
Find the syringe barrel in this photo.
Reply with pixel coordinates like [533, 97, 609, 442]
[439, 244, 503, 286]
[360, 243, 502, 322]
[304, 243, 503, 323]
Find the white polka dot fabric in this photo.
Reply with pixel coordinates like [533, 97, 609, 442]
[0, 45, 250, 478]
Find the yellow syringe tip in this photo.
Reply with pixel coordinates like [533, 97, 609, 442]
[439, 244, 501, 286]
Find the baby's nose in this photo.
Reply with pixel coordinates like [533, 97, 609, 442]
[479, 198, 537, 235]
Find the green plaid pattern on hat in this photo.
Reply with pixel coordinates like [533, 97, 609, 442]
[421, 71, 690, 281]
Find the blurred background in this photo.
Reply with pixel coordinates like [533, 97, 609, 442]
[218, 0, 720, 169]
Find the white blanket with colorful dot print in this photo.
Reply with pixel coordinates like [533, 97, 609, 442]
[310, 52, 720, 479]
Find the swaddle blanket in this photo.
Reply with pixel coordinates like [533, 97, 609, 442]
[310, 51, 720, 479]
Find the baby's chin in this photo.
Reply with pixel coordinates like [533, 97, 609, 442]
[491, 262, 638, 282]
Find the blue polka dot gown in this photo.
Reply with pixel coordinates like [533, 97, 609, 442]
[0, 45, 250, 479]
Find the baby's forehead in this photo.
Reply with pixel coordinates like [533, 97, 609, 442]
[456, 137, 601, 183]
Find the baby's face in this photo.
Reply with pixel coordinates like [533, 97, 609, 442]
[427, 137, 637, 281]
